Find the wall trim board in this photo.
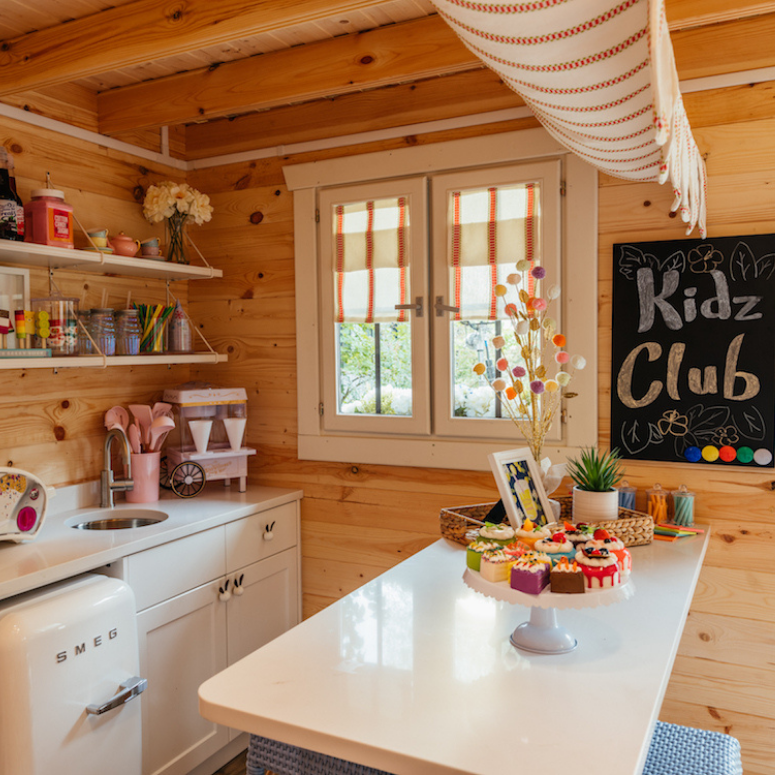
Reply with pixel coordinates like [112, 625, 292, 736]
[3, 64, 775, 171]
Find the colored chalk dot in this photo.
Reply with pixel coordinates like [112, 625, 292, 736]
[701, 445, 719, 462]
[737, 447, 754, 464]
[718, 446, 737, 463]
[754, 448, 774, 466]
[684, 446, 702, 463]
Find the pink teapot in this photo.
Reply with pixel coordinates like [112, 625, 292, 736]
[108, 232, 140, 257]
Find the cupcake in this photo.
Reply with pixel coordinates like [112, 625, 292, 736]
[466, 540, 500, 572]
[478, 522, 516, 546]
[534, 531, 576, 565]
[510, 554, 551, 594]
[584, 528, 631, 578]
[550, 557, 585, 594]
[562, 520, 594, 548]
[503, 540, 529, 561]
[575, 546, 621, 590]
[480, 549, 516, 583]
[513, 518, 551, 549]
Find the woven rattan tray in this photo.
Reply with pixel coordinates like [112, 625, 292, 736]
[439, 495, 653, 547]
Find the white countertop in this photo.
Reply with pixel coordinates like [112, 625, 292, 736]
[200, 533, 709, 775]
[0, 485, 302, 602]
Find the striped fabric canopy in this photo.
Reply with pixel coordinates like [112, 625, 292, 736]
[433, 0, 707, 237]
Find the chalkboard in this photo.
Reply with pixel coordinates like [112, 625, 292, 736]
[610, 235, 775, 468]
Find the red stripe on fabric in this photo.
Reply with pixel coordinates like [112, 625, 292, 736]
[468, 26, 647, 72]
[452, 192, 462, 321]
[366, 200, 375, 324]
[525, 184, 535, 297]
[488, 187, 498, 320]
[528, 82, 650, 114]
[397, 197, 407, 323]
[504, 59, 648, 96]
[335, 205, 345, 324]
[445, 0, 570, 13]
[439, 0, 639, 46]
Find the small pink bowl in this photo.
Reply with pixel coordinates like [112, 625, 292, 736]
[141, 247, 161, 258]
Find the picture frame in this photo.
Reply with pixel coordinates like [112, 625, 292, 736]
[488, 447, 554, 530]
[0, 266, 30, 350]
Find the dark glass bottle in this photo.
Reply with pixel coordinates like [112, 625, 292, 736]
[0, 148, 20, 241]
[7, 154, 24, 241]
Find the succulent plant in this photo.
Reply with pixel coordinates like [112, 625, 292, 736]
[566, 447, 624, 492]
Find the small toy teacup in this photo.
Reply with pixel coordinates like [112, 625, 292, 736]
[140, 237, 160, 248]
[87, 229, 109, 248]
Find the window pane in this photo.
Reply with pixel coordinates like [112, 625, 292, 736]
[452, 320, 525, 420]
[337, 321, 413, 416]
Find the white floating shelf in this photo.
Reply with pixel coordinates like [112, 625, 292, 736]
[0, 353, 228, 369]
[0, 241, 222, 280]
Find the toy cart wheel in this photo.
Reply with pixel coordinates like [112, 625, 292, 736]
[170, 461, 206, 498]
[159, 455, 173, 490]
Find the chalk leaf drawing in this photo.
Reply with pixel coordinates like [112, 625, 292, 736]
[684, 404, 731, 441]
[620, 418, 663, 455]
[618, 245, 686, 280]
[732, 406, 766, 441]
[729, 241, 775, 282]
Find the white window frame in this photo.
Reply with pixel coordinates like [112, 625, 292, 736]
[284, 127, 598, 471]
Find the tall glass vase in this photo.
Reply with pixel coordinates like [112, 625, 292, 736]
[166, 211, 189, 264]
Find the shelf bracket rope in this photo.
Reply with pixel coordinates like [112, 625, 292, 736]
[432, 0, 707, 237]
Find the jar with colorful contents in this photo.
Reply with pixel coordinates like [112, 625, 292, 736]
[89, 308, 116, 356]
[24, 189, 74, 248]
[31, 296, 79, 355]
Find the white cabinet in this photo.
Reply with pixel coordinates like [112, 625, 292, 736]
[128, 501, 301, 775]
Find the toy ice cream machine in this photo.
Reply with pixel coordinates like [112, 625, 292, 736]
[161, 383, 255, 496]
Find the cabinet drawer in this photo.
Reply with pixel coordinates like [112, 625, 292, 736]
[128, 527, 226, 611]
[225, 502, 297, 571]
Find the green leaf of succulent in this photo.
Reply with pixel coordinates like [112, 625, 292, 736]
[566, 446, 624, 492]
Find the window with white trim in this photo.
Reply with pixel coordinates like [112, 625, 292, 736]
[285, 128, 598, 471]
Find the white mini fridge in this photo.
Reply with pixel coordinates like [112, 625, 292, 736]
[0, 573, 145, 775]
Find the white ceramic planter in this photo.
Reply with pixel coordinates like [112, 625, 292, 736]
[571, 486, 619, 523]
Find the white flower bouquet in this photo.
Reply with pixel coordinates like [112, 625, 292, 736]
[143, 181, 213, 264]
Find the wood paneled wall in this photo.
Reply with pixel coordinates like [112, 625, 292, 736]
[189, 82, 775, 775]
[0, 114, 192, 485]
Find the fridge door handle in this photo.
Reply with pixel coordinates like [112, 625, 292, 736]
[86, 676, 147, 716]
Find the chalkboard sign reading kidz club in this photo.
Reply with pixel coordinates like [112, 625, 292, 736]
[610, 235, 775, 468]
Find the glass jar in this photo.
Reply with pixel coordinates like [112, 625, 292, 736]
[115, 309, 141, 355]
[77, 310, 93, 355]
[89, 308, 115, 356]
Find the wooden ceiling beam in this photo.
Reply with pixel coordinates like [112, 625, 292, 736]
[98, 16, 478, 135]
[0, 0, 396, 97]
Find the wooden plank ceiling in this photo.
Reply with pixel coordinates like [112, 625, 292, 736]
[1, 0, 775, 157]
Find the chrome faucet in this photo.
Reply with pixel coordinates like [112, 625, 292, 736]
[101, 427, 134, 508]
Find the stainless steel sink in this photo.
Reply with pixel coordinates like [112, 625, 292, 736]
[67, 509, 169, 531]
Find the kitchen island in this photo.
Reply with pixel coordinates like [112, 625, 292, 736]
[200, 532, 709, 775]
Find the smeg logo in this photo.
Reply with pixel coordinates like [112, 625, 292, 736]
[55, 628, 119, 663]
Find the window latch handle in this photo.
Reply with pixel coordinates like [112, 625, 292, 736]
[434, 296, 460, 317]
[394, 296, 424, 318]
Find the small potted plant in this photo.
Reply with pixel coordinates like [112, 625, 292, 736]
[566, 447, 624, 522]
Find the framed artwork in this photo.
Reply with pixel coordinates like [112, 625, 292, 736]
[488, 447, 553, 529]
[0, 267, 29, 349]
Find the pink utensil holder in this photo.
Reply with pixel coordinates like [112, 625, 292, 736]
[126, 451, 160, 503]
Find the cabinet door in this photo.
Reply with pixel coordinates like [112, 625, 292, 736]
[227, 547, 299, 666]
[137, 579, 228, 775]
[226, 547, 300, 741]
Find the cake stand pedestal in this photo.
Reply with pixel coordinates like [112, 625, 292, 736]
[463, 568, 634, 655]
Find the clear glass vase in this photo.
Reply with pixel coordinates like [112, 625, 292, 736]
[166, 211, 189, 264]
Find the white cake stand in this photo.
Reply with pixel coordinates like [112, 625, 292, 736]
[463, 568, 635, 655]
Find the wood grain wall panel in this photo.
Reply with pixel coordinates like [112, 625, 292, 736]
[187, 80, 775, 775]
[0, 115, 194, 487]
